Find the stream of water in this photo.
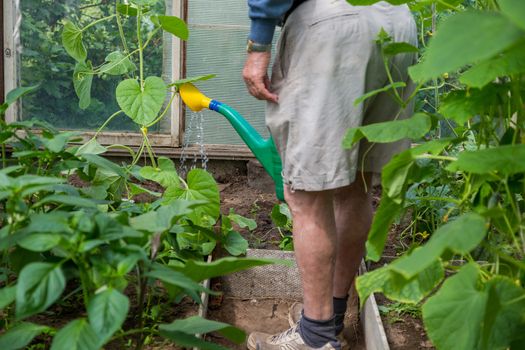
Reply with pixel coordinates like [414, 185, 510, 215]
[178, 111, 208, 177]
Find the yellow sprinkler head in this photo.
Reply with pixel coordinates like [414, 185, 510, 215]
[179, 83, 212, 112]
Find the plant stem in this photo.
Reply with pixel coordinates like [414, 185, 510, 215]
[135, 264, 147, 350]
[115, 1, 130, 55]
[106, 144, 136, 158]
[146, 93, 176, 128]
[82, 14, 116, 32]
[137, 8, 144, 88]
[93, 110, 124, 139]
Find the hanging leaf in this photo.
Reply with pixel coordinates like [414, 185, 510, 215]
[16, 263, 66, 319]
[5, 85, 39, 106]
[87, 289, 129, 346]
[409, 11, 524, 82]
[498, 0, 525, 31]
[168, 74, 216, 89]
[73, 61, 93, 109]
[343, 113, 431, 148]
[75, 138, 107, 156]
[116, 77, 167, 126]
[158, 15, 189, 40]
[50, 319, 99, 350]
[62, 21, 87, 62]
[223, 231, 249, 256]
[100, 51, 136, 76]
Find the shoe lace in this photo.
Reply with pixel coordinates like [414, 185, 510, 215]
[270, 324, 299, 342]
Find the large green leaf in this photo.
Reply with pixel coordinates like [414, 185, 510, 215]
[0, 322, 50, 350]
[175, 257, 280, 283]
[409, 11, 525, 82]
[16, 262, 66, 319]
[146, 264, 212, 302]
[423, 264, 487, 350]
[460, 43, 525, 88]
[356, 259, 444, 306]
[447, 144, 525, 175]
[50, 319, 99, 350]
[163, 169, 220, 225]
[129, 200, 198, 232]
[73, 61, 93, 109]
[392, 213, 487, 279]
[158, 15, 189, 40]
[82, 153, 127, 178]
[116, 76, 166, 126]
[481, 276, 525, 350]
[87, 288, 129, 346]
[160, 316, 245, 343]
[100, 51, 136, 75]
[365, 195, 403, 262]
[499, 0, 525, 31]
[343, 113, 431, 148]
[223, 231, 249, 256]
[33, 194, 98, 209]
[139, 156, 180, 188]
[62, 21, 87, 62]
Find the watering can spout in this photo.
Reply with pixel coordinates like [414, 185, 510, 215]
[180, 83, 284, 201]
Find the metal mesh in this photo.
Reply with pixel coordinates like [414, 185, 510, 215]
[222, 249, 303, 300]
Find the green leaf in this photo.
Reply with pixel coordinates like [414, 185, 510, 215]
[33, 194, 98, 209]
[0, 286, 16, 309]
[159, 330, 228, 350]
[168, 74, 216, 89]
[16, 263, 66, 319]
[422, 264, 487, 350]
[18, 233, 62, 252]
[82, 153, 127, 177]
[271, 203, 292, 228]
[163, 169, 220, 225]
[409, 11, 525, 82]
[447, 144, 525, 176]
[352, 82, 406, 106]
[223, 231, 249, 256]
[100, 51, 136, 76]
[0, 322, 50, 350]
[227, 212, 257, 231]
[160, 315, 245, 343]
[75, 138, 107, 156]
[139, 156, 180, 188]
[392, 213, 487, 279]
[343, 113, 431, 148]
[62, 21, 87, 62]
[5, 85, 39, 106]
[158, 15, 189, 40]
[499, 0, 525, 31]
[365, 195, 403, 262]
[50, 319, 99, 350]
[130, 200, 198, 232]
[146, 264, 212, 302]
[356, 259, 444, 306]
[116, 3, 138, 16]
[116, 77, 167, 126]
[175, 257, 278, 283]
[460, 43, 525, 88]
[383, 42, 418, 56]
[439, 84, 507, 124]
[73, 61, 93, 109]
[347, 0, 409, 5]
[41, 131, 81, 153]
[481, 276, 525, 349]
[87, 288, 129, 346]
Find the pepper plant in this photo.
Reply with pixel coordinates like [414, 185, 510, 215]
[345, 0, 525, 348]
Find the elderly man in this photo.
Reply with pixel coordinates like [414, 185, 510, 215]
[242, 0, 417, 349]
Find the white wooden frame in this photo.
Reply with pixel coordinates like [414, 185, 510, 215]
[3, 0, 184, 147]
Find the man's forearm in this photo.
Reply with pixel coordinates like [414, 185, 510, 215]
[248, 0, 293, 44]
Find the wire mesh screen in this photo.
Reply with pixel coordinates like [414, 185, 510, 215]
[185, 0, 280, 145]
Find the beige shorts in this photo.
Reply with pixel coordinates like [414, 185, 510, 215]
[266, 0, 417, 191]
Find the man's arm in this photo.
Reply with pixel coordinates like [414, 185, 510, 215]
[243, 0, 293, 102]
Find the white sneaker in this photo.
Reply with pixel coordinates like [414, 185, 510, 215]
[247, 324, 338, 350]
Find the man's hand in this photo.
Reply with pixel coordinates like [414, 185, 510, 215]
[242, 52, 279, 103]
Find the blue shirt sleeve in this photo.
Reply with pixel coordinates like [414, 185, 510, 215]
[248, 0, 293, 44]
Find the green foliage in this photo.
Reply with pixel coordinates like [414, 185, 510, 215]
[346, 1, 525, 348]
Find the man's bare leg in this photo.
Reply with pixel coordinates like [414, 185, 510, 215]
[333, 173, 373, 298]
[284, 186, 337, 321]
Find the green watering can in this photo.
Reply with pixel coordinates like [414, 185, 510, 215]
[179, 83, 284, 201]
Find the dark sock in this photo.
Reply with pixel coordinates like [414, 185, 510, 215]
[333, 296, 348, 335]
[298, 313, 340, 349]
